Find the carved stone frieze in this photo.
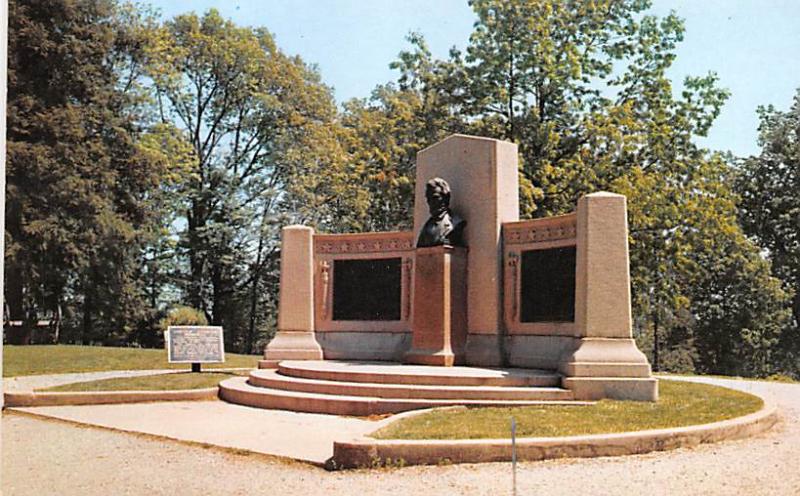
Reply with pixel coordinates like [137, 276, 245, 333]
[315, 232, 415, 254]
[503, 214, 577, 245]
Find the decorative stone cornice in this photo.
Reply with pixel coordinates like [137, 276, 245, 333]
[314, 231, 415, 255]
[503, 213, 577, 245]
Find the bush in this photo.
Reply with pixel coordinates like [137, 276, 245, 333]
[159, 306, 209, 331]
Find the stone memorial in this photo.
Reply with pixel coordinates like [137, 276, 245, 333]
[249, 133, 657, 404]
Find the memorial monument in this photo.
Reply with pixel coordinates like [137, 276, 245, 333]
[220, 134, 657, 415]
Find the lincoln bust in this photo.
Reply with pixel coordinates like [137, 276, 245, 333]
[416, 177, 467, 248]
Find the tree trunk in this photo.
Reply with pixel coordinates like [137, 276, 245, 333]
[652, 310, 660, 372]
[211, 264, 231, 351]
[187, 199, 205, 309]
[5, 263, 30, 344]
[52, 302, 62, 344]
[82, 287, 93, 345]
[246, 235, 265, 354]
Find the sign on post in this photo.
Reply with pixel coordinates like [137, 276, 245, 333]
[165, 326, 225, 371]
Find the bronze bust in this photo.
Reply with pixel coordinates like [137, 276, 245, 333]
[417, 177, 467, 248]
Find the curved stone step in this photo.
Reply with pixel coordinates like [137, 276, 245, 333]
[249, 369, 573, 401]
[277, 360, 561, 387]
[219, 377, 589, 416]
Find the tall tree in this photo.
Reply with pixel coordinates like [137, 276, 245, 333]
[5, 0, 169, 344]
[340, 33, 471, 232]
[359, 0, 793, 375]
[737, 90, 800, 374]
[738, 91, 800, 327]
[144, 10, 360, 351]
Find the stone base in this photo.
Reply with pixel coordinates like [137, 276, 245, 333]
[263, 330, 323, 364]
[505, 335, 576, 370]
[559, 338, 651, 377]
[563, 377, 659, 401]
[464, 334, 504, 367]
[317, 331, 411, 362]
[404, 350, 455, 367]
[405, 246, 467, 367]
[559, 337, 655, 401]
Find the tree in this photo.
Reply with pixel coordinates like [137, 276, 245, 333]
[338, 33, 469, 232]
[144, 10, 362, 351]
[737, 90, 800, 375]
[5, 0, 170, 344]
[738, 91, 800, 327]
[362, 0, 792, 375]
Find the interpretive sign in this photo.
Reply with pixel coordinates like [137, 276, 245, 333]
[165, 326, 225, 363]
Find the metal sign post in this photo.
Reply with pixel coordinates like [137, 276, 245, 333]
[511, 416, 517, 496]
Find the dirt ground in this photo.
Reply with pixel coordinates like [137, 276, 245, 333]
[3, 377, 800, 496]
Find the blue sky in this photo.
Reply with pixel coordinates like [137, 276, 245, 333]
[150, 0, 800, 157]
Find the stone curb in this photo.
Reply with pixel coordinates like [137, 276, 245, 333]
[4, 387, 219, 407]
[330, 399, 779, 469]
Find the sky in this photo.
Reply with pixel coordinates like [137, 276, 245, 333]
[149, 0, 800, 157]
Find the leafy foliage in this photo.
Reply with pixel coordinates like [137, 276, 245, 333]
[5, 0, 169, 345]
[4, 1, 797, 379]
[346, 0, 794, 376]
[737, 90, 800, 376]
[158, 306, 209, 330]
[143, 10, 364, 352]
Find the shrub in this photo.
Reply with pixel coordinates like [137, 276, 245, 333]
[159, 306, 208, 331]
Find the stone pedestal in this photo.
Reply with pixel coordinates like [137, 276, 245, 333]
[261, 225, 323, 369]
[404, 246, 467, 366]
[414, 135, 519, 366]
[559, 193, 657, 401]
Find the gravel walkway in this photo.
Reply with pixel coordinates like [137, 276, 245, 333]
[3, 377, 800, 496]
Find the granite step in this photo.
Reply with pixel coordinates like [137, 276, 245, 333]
[249, 369, 574, 401]
[218, 377, 590, 416]
[276, 360, 561, 387]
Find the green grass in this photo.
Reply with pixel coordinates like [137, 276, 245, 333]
[3, 345, 259, 377]
[39, 371, 246, 392]
[373, 380, 763, 440]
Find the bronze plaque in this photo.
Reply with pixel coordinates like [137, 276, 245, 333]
[520, 247, 576, 322]
[333, 258, 402, 321]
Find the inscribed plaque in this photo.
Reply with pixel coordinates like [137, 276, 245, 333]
[333, 258, 402, 321]
[520, 247, 576, 322]
[166, 326, 225, 363]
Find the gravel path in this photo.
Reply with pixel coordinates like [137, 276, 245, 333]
[3, 377, 800, 496]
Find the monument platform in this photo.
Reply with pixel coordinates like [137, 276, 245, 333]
[219, 360, 587, 416]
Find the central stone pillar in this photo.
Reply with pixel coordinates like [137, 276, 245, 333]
[414, 135, 519, 366]
[404, 246, 467, 366]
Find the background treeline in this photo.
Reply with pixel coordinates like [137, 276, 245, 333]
[5, 0, 799, 378]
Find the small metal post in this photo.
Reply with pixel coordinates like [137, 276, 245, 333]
[511, 416, 517, 496]
[191, 362, 201, 373]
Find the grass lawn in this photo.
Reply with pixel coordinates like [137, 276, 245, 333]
[373, 380, 764, 440]
[39, 371, 246, 392]
[3, 345, 259, 377]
